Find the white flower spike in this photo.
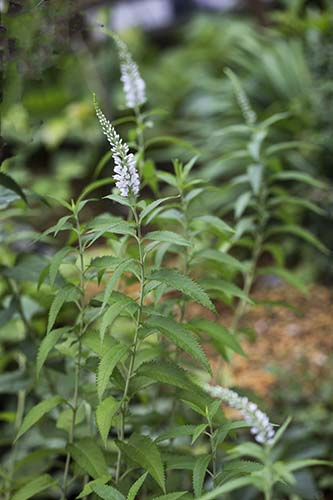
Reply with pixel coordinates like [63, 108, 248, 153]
[204, 383, 275, 445]
[114, 36, 146, 110]
[94, 95, 140, 198]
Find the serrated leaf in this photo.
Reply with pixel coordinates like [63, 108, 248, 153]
[139, 361, 192, 390]
[47, 286, 79, 334]
[193, 455, 210, 498]
[11, 474, 56, 500]
[100, 296, 133, 343]
[144, 231, 191, 248]
[193, 249, 244, 272]
[164, 453, 196, 470]
[117, 433, 165, 492]
[191, 319, 245, 356]
[140, 197, 176, 223]
[156, 425, 199, 443]
[152, 493, 187, 500]
[76, 476, 110, 498]
[146, 316, 211, 372]
[149, 269, 215, 313]
[127, 472, 148, 500]
[102, 259, 134, 309]
[36, 327, 71, 377]
[192, 424, 208, 444]
[96, 396, 120, 445]
[68, 438, 108, 479]
[97, 344, 128, 400]
[91, 483, 126, 500]
[15, 396, 63, 442]
[49, 247, 72, 286]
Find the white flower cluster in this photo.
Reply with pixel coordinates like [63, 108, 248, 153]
[204, 384, 275, 445]
[115, 36, 146, 110]
[94, 97, 140, 197]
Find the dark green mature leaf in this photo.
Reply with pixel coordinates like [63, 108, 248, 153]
[191, 319, 244, 356]
[97, 344, 128, 400]
[139, 361, 193, 390]
[76, 477, 110, 498]
[201, 279, 251, 302]
[117, 433, 165, 492]
[92, 484, 126, 500]
[146, 316, 211, 372]
[127, 472, 148, 500]
[156, 425, 200, 443]
[0, 172, 28, 204]
[11, 474, 56, 500]
[15, 396, 63, 442]
[102, 259, 135, 308]
[100, 295, 133, 343]
[36, 327, 71, 377]
[193, 455, 210, 498]
[96, 396, 120, 445]
[68, 438, 108, 479]
[47, 286, 80, 334]
[149, 269, 215, 312]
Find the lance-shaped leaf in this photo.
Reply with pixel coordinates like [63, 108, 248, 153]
[49, 247, 73, 286]
[47, 285, 80, 334]
[116, 433, 165, 492]
[146, 315, 211, 372]
[36, 326, 71, 377]
[127, 472, 148, 500]
[190, 319, 245, 356]
[68, 438, 108, 479]
[151, 493, 187, 500]
[144, 231, 191, 248]
[11, 474, 56, 500]
[102, 259, 134, 308]
[201, 279, 252, 303]
[15, 396, 63, 442]
[100, 295, 134, 343]
[97, 344, 128, 400]
[138, 361, 193, 390]
[193, 455, 211, 498]
[96, 396, 121, 445]
[149, 269, 215, 312]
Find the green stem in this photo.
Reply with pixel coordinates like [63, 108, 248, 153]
[115, 205, 145, 483]
[135, 106, 145, 173]
[208, 420, 217, 487]
[61, 210, 86, 499]
[264, 445, 273, 500]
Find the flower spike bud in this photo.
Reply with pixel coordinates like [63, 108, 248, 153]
[204, 383, 275, 445]
[114, 35, 146, 110]
[94, 95, 140, 198]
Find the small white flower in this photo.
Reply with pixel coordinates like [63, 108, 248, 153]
[114, 36, 146, 109]
[94, 96, 140, 198]
[204, 384, 275, 445]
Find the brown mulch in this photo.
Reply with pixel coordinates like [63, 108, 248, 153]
[206, 283, 333, 397]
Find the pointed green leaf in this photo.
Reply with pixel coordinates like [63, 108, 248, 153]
[267, 224, 327, 253]
[47, 286, 79, 334]
[76, 476, 110, 498]
[196, 477, 252, 499]
[96, 396, 121, 446]
[91, 483, 126, 500]
[49, 247, 73, 286]
[156, 425, 200, 443]
[149, 269, 215, 312]
[100, 296, 133, 343]
[68, 438, 108, 479]
[193, 455, 210, 498]
[272, 170, 325, 189]
[201, 279, 251, 303]
[15, 396, 63, 442]
[139, 361, 192, 390]
[147, 316, 211, 372]
[191, 319, 245, 356]
[117, 433, 165, 492]
[140, 197, 176, 223]
[36, 327, 71, 377]
[11, 474, 56, 500]
[152, 493, 187, 500]
[127, 472, 148, 500]
[194, 249, 244, 272]
[102, 259, 134, 309]
[0, 172, 28, 204]
[144, 231, 191, 248]
[97, 344, 128, 400]
[257, 266, 307, 294]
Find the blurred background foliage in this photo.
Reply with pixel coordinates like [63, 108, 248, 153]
[1, 0, 333, 496]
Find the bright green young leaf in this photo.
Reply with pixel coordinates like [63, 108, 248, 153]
[76, 476, 110, 498]
[49, 247, 72, 286]
[97, 344, 128, 400]
[96, 396, 121, 446]
[127, 472, 148, 500]
[116, 433, 165, 492]
[193, 215, 233, 234]
[140, 197, 176, 223]
[15, 396, 63, 442]
[11, 474, 56, 500]
[144, 231, 191, 248]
